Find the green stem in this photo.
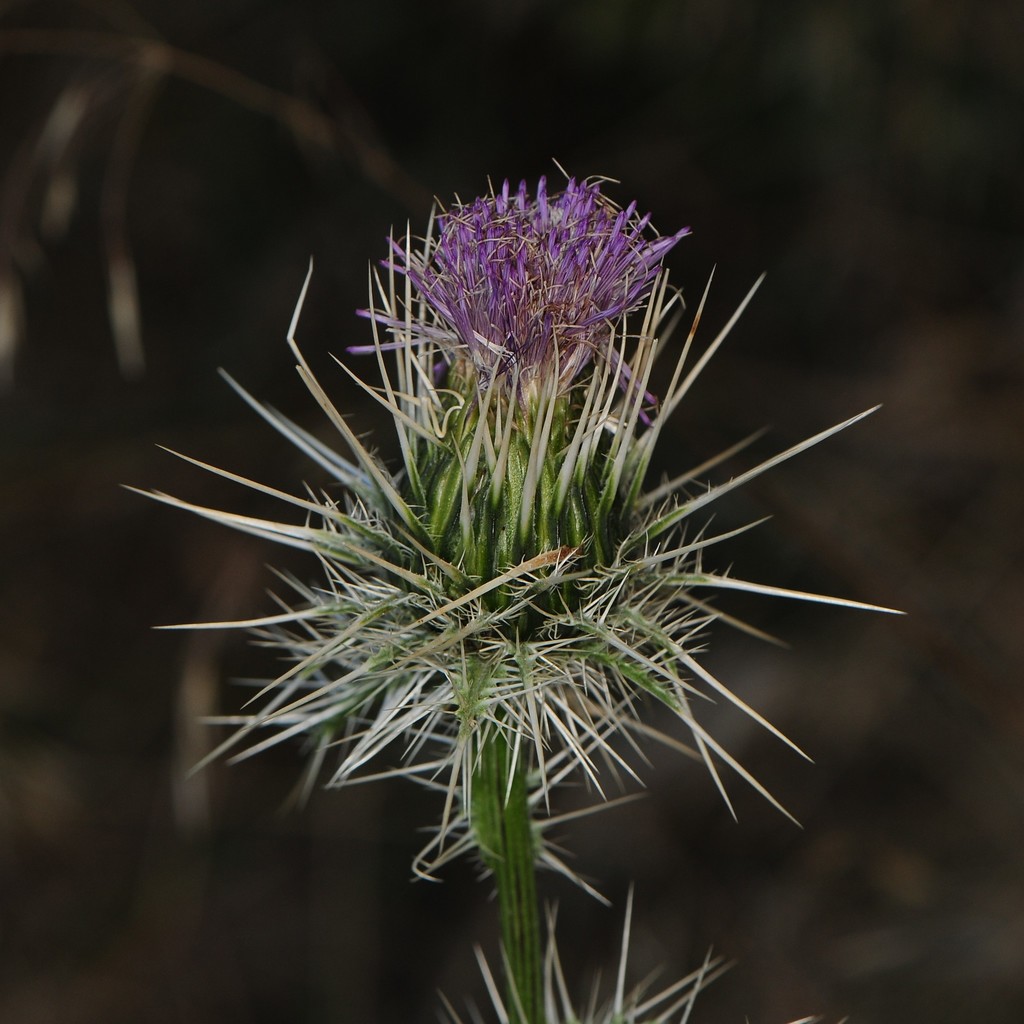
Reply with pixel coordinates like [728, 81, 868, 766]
[472, 729, 544, 1024]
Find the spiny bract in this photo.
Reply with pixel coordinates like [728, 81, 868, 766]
[149, 175, 891, 876]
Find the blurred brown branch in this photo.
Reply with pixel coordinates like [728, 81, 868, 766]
[0, 28, 430, 206]
[0, 25, 431, 383]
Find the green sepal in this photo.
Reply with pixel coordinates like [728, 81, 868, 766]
[426, 448, 466, 549]
[494, 429, 529, 575]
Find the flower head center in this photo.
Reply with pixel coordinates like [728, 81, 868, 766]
[379, 176, 689, 401]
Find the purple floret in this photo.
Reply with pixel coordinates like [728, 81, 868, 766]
[364, 176, 688, 400]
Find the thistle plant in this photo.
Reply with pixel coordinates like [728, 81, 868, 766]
[149, 174, 896, 1023]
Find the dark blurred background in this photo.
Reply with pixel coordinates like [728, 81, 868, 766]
[1, 1, 1022, 1021]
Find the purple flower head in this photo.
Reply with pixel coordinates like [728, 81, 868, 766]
[365, 177, 689, 401]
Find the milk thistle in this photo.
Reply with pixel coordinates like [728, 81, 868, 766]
[150, 174, 895, 1023]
